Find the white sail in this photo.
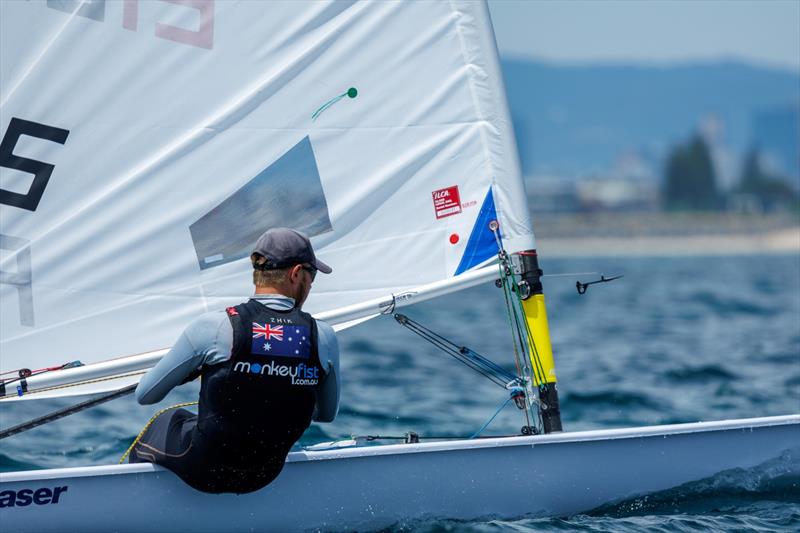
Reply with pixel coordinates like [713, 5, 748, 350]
[0, 1, 533, 384]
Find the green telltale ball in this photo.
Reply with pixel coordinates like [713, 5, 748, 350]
[347, 87, 358, 98]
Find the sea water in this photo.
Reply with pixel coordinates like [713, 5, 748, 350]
[1, 254, 799, 532]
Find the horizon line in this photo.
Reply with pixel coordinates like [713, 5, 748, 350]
[498, 53, 800, 75]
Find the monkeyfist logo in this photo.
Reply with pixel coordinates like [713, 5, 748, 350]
[233, 360, 319, 386]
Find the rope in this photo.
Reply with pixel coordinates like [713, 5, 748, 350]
[393, 314, 518, 388]
[510, 274, 548, 385]
[498, 270, 534, 430]
[492, 229, 544, 432]
[470, 394, 514, 439]
[495, 249, 547, 388]
[0, 384, 137, 440]
[507, 274, 547, 431]
[2, 371, 147, 399]
[0, 360, 83, 389]
[118, 401, 198, 464]
[357, 434, 463, 441]
[380, 294, 397, 315]
[499, 265, 528, 378]
[506, 275, 547, 432]
[510, 281, 548, 386]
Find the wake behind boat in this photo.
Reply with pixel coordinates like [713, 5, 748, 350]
[0, 1, 797, 531]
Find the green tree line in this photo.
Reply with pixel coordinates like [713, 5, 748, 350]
[663, 136, 718, 210]
[663, 136, 798, 211]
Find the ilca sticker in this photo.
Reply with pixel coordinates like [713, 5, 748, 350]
[432, 186, 462, 219]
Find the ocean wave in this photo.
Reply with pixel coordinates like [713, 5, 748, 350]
[0, 453, 41, 472]
[690, 291, 777, 317]
[663, 364, 738, 383]
[563, 391, 664, 410]
[590, 447, 800, 517]
[390, 501, 800, 533]
[391, 449, 800, 532]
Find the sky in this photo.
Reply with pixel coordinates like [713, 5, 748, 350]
[488, 0, 800, 72]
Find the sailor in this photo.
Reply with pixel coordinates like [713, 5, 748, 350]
[129, 228, 338, 494]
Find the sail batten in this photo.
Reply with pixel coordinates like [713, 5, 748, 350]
[1, 0, 534, 383]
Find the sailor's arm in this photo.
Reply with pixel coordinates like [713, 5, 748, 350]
[312, 320, 340, 422]
[135, 312, 230, 404]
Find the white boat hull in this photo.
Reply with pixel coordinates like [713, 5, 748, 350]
[1, 415, 797, 532]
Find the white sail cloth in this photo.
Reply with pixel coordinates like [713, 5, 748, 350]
[0, 0, 534, 376]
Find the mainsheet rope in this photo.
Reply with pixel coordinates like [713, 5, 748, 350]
[0, 384, 138, 440]
[118, 401, 198, 464]
[469, 394, 515, 439]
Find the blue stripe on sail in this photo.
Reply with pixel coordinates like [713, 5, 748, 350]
[454, 188, 501, 276]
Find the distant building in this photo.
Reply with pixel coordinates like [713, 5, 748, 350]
[751, 105, 800, 189]
[572, 150, 660, 212]
[699, 114, 740, 193]
[525, 150, 662, 213]
[613, 149, 658, 184]
[576, 177, 659, 212]
[524, 174, 581, 213]
[727, 193, 764, 214]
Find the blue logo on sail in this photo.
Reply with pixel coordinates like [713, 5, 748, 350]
[454, 188, 501, 276]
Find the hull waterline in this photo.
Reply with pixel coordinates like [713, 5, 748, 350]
[1, 415, 797, 532]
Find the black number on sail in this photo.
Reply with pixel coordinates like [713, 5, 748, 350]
[0, 118, 70, 212]
[0, 118, 69, 327]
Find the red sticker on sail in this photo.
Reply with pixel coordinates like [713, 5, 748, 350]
[432, 186, 462, 219]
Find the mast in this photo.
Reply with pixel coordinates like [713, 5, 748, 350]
[517, 250, 562, 433]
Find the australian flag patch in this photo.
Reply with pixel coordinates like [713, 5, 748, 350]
[251, 323, 311, 359]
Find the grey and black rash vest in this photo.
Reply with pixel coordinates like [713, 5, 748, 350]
[195, 298, 323, 471]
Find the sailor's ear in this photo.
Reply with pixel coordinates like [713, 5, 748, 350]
[289, 264, 304, 283]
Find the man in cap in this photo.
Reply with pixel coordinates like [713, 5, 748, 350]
[129, 228, 339, 494]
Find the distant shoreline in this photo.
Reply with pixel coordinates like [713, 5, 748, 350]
[531, 212, 800, 257]
[537, 227, 800, 257]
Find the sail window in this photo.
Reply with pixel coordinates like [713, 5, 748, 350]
[189, 136, 332, 270]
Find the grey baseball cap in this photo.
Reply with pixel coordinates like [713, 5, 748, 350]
[252, 228, 332, 274]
